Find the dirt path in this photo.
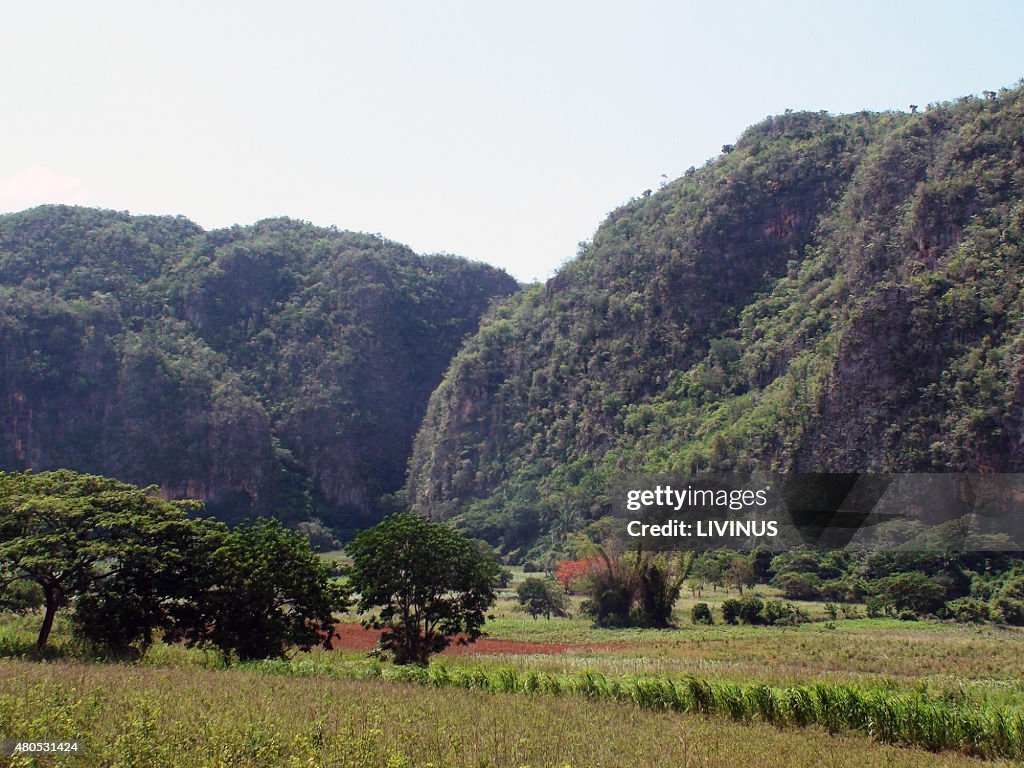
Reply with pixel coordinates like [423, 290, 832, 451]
[331, 622, 628, 656]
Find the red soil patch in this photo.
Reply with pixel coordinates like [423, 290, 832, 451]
[331, 622, 629, 656]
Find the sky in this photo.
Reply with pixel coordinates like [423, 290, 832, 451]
[2, 1, 1022, 282]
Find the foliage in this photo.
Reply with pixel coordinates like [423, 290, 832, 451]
[70, 515, 224, 657]
[761, 600, 809, 626]
[171, 518, 348, 661]
[515, 577, 569, 620]
[0, 470, 345, 659]
[553, 558, 591, 593]
[865, 597, 885, 619]
[724, 555, 756, 595]
[345, 513, 500, 664]
[0, 469, 201, 648]
[581, 545, 690, 628]
[408, 86, 1024, 553]
[0, 208, 518, 532]
[296, 518, 340, 552]
[690, 602, 713, 625]
[718, 596, 807, 626]
[945, 597, 990, 623]
[0, 579, 43, 614]
[721, 599, 741, 625]
[991, 574, 1024, 625]
[773, 572, 822, 601]
[737, 597, 765, 625]
[874, 571, 947, 617]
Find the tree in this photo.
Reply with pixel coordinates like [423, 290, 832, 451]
[724, 555, 756, 595]
[516, 577, 568, 620]
[174, 519, 348, 661]
[691, 553, 725, 592]
[71, 515, 223, 656]
[751, 547, 774, 583]
[346, 513, 499, 664]
[773, 571, 822, 601]
[554, 559, 591, 594]
[0, 470, 200, 649]
[875, 571, 946, 617]
[0, 470, 346, 659]
[580, 543, 690, 628]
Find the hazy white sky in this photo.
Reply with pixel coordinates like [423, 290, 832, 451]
[3, 1, 1022, 281]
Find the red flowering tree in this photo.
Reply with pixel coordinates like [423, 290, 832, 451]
[554, 559, 593, 594]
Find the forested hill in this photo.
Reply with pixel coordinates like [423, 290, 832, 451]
[407, 85, 1024, 560]
[0, 207, 518, 532]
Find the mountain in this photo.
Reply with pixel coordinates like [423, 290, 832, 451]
[406, 85, 1024, 559]
[0, 207, 518, 532]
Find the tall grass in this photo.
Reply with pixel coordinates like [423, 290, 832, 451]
[245, 658, 1024, 760]
[3, 660, 1000, 768]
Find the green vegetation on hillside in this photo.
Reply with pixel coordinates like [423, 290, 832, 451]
[0, 210, 518, 531]
[407, 85, 1024, 559]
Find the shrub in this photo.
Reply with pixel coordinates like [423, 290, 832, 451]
[737, 597, 764, 625]
[763, 600, 809, 626]
[635, 559, 682, 628]
[865, 597, 886, 618]
[945, 597, 990, 623]
[0, 579, 44, 614]
[579, 547, 689, 628]
[721, 598, 741, 625]
[691, 602, 713, 625]
[992, 596, 1024, 626]
[496, 567, 514, 589]
[876, 571, 946, 616]
[773, 572, 821, 601]
[991, 575, 1024, 626]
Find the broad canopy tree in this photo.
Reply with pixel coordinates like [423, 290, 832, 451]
[0, 469, 201, 649]
[173, 518, 347, 660]
[516, 576, 568, 620]
[0, 470, 346, 658]
[346, 512, 500, 664]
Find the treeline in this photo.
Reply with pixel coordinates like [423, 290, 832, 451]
[0, 470, 344, 659]
[1, 470, 507, 666]
[756, 548, 1024, 625]
[544, 544, 1024, 628]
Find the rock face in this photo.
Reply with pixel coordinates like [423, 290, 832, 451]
[0, 208, 518, 530]
[407, 87, 1024, 557]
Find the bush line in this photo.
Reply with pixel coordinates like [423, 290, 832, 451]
[243, 658, 1024, 760]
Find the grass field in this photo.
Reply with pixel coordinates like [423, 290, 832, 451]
[1, 661, 1020, 768]
[2, 580, 1024, 766]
